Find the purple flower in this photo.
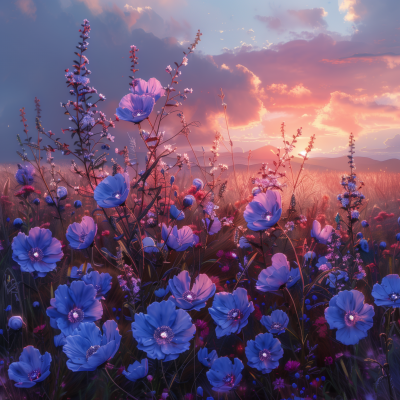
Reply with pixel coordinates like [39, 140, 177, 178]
[66, 216, 97, 249]
[256, 253, 300, 292]
[311, 220, 333, 244]
[244, 191, 282, 231]
[206, 357, 243, 392]
[371, 274, 400, 308]
[46, 281, 103, 336]
[161, 224, 194, 251]
[203, 218, 221, 235]
[94, 173, 130, 208]
[198, 347, 218, 367]
[168, 271, 216, 311]
[324, 289, 374, 345]
[130, 78, 165, 102]
[261, 310, 289, 334]
[15, 164, 35, 185]
[12, 227, 63, 278]
[116, 94, 155, 124]
[82, 271, 112, 300]
[209, 287, 254, 338]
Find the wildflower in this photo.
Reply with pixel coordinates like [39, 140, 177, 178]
[256, 253, 300, 292]
[245, 332, 283, 373]
[379, 241, 387, 250]
[203, 217, 222, 235]
[15, 164, 35, 185]
[284, 360, 300, 372]
[209, 287, 254, 338]
[325, 289, 374, 345]
[193, 178, 203, 191]
[68, 263, 93, 279]
[244, 191, 282, 231]
[170, 205, 185, 221]
[304, 251, 316, 261]
[316, 256, 332, 271]
[131, 300, 195, 361]
[142, 237, 160, 253]
[8, 346, 51, 388]
[272, 377, 285, 390]
[13, 218, 24, 229]
[123, 359, 148, 382]
[359, 239, 369, 252]
[311, 220, 333, 244]
[63, 321, 121, 371]
[206, 357, 243, 392]
[183, 195, 195, 208]
[371, 274, 400, 307]
[57, 186, 68, 199]
[361, 220, 369, 228]
[198, 347, 218, 367]
[130, 78, 165, 101]
[82, 271, 112, 300]
[161, 224, 194, 251]
[324, 356, 333, 365]
[261, 310, 289, 334]
[12, 227, 63, 277]
[66, 216, 97, 250]
[46, 281, 103, 336]
[94, 173, 130, 208]
[116, 93, 155, 124]
[326, 270, 349, 288]
[8, 316, 24, 330]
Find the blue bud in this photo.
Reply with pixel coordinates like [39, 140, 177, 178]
[312, 295, 317, 301]
[112, 307, 116, 312]
[356, 232, 363, 240]
[197, 387, 203, 396]
[306, 375, 309, 380]
[4, 305, 11, 312]
[379, 241, 387, 250]
[292, 383, 297, 389]
[170, 176, 175, 185]
[32, 198, 40, 205]
[321, 376, 325, 381]
[32, 301, 39, 308]
[74, 200, 82, 209]
[397, 233, 400, 242]
[305, 299, 310, 304]
[295, 373, 300, 378]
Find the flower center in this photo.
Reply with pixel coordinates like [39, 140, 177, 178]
[28, 247, 44, 262]
[154, 326, 174, 345]
[222, 373, 235, 387]
[287, 276, 293, 282]
[114, 193, 121, 199]
[389, 292, 399, 302]
[86, 345, 101, 360]
[259, 349, 271, 362]
[182, 290, 196, 303]
[228, 308, 243, 321]
[28, 369, 41, 381]
[79, 233, 87, 243]
[67, 307, 84, 323]
[344, 311, 358, 327]
[132, 110, 144, 118]
[261, 211, 272, 221]
[271, 323, 282, 330]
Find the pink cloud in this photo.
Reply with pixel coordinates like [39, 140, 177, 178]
[287, 8, 328, 29]
[255, 15, 282, 31]
[16, 0, 36, 19]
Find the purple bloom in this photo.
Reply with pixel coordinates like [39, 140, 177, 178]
[244, 191, 282, 231]
[161, 224, 194, 251]
[46, 280, 103, 336]
[198, 347, 218, 368]
[245, 332, 283, 373]
[94, 173, 130, 208]
[209, 287, 254, 338]
[116, 93, 155, 124]
[170, 205, 185, 221]
[256, 253, 300, 292]
[325, 289, 374, 345]
[131, 300, 195, 361]
[203, 217, 222, 235]
[168, 271, 216, 311]
[66, 216, 97, 250]
[8, 346, 51, 388]
[63, 320, 121, 372]
[130, 78, 165, 102]
[82, 271, 112, 300]
[68, 263, 93, 279]
[311, 220, 333, 244]
[206, 357, 243, 392]
[12, 227, 63, 278]
[15, 163, 35, 185]
[261, 310, 289, 334]
[372, 274, 400, 308]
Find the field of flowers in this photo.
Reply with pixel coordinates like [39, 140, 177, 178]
[1, 19, 400, 400]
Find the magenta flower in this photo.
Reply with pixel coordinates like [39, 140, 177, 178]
[284, 360, 300, 372]
[116, 94, 155, 124]
[130, 78, 165, 102]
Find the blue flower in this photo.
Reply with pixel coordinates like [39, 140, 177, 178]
[396, 233, 400, 242]
[33, 301, 39, 308]
[239, 236, 252, 250]
[94, 173, 130, 208]
[209, 287, 254, 338]
[66, 216, 97, 250]
[198, 347, 218, 367]
[168, 271, 216, 311]
[142, 237, 159, 253]
[8, 346, 51, 388]
[15, 164, 35, 185]
[324, 289, 374, 345]
[82, 271, 112, 300]
[356, 232, 363, 240]
[244, 191, 282, 231]
[379, 241, 387, 250]
[361, 220, 369, 228]
[161, 224, 194, 252]
[359, 239, 369, 252]
[311, 220, 333, 244]
[206, 357, 244, 392]
[32, 198, 40, 205]
[63, 320, 121, 372]
[131, 300, 195, 361]
[154, 287, 170, 298]
[170, 205, 185, 221]
[57, 186, 68, 199]
[123, 359, 148, 382]
[261, 310, 289, 334]
[326, 270, 349, 288]
[68, 263, 93, 279]
[183, 195, 195, 208]
[193, 178, 204, 191]
[8, 316, 23, 330]
[372, 274, 400, 307]
[256, 253, 300, 292]
[245, 332, 283, 373]
[13, 218, 24, 229]
[203, 218, 222, 235]
[130, 78, 165, 102]
[304, 251, 316, 261]
[316, 256, 332, 271]
[12, 227, 63, 277]
[116, 93, 155, 124]
[74, 200, 82, 208]
[252, 187, 262, 196]
[46, 280, 103, 336]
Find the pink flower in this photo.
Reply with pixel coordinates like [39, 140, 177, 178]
[284, 360, 300, 372]
[324, 356, 333, 365]
[221, 265, 229, 272]
[216, 250, 224, 258]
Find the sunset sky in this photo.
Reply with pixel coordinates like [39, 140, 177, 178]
[1, 0, 400, 161]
